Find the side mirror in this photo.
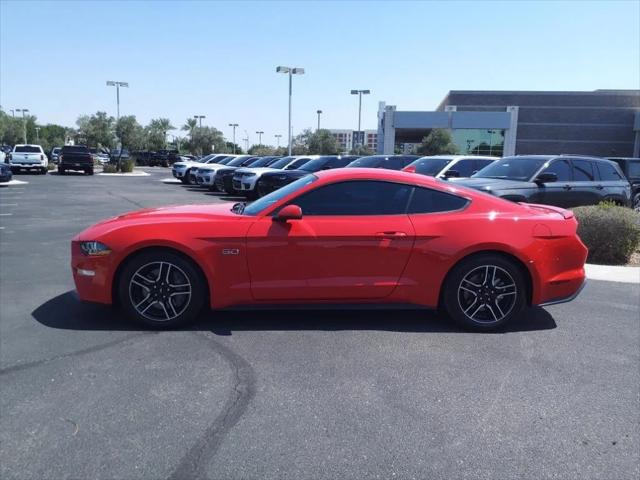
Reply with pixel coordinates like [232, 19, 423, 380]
[535, 172, 558, 184]
[444, 169, 460, 178]
[275, 204, 302, 222]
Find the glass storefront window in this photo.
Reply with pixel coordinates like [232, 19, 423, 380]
[452, 129, 505, 156]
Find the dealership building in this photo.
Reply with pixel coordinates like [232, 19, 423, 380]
[376, 90, 640, 157]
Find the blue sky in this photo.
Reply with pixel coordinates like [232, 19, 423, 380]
[1, 0, 638, 146]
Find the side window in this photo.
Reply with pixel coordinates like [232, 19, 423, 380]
[596, 162, 624, 181]
[408, 187, 469, 214]
[543, 159, 572, 181]
[291, 181, 412, 215]
[453, 159, 476, 177]
[572, 159, 595, 181]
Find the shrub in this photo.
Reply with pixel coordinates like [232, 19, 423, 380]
[573, 203, 640, 265]
[47, 163, 56, 171]
[120, 159, 135, 173]
[102, 163, 118, 173]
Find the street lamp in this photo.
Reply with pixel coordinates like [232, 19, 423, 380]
[35, 127, 40, 143]
[15, 108, 29, 143]
[194, 115, 205, 128]
[256, 131, 264, 145]
[106, 81, 129, 122]
[228, 123, 238, 153]
[350, 89, 370, 148]
[276, 66, 305, 156]
[275, 134, 282, 148]
[316, 110, 322, 131]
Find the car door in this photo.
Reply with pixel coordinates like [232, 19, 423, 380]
[245, 180, 416, 301]
[570, 158, 601, 207]
[537, 158, 574, 207]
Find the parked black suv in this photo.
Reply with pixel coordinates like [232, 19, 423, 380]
[59, 145, 94, 175]
[609, 157, 640, 210]
[452, 155, 631, 208]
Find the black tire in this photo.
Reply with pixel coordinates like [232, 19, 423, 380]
[633, 193, 640, 212]
[117, 250, 207, 328]
[442, 253, 526, 331]
[246, 189, 258, 200]
[58, 168, 65, 175]
[183, 170, 192, 184]
[87, 168, 94, 175]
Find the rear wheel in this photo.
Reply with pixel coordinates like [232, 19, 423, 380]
[117, 250, 207, 328]
[442, 254, 526, 331]
[58, 168, 65, 175]
[183, 170, 192, 184]
[86, 168, 94, 175]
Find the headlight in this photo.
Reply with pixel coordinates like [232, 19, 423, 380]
[80, 241, 112, 256]
[245, 173, 256, 177]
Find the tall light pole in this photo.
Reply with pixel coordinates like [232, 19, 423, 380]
[228, 123, 238, 153]
[276, 66, 305, 156]
[316, 110, 322, 131]
[15, 108, 29, 143]
[194, 115, 205, 129]
[35, 127, 40, 143]
[10, 109, 14, 117]
[350, 89, 370, 149]
[243, 137, 249, 151]
[256, 131, 264, 145]
[275, 134, 282, 149]
[106, 81, 129, 122]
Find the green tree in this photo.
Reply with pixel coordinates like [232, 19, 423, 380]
[182, 118, 197, 143]
[0, 109, 25, 145]
[146, 118, 175, 150]
[350, 145, 374, 156]
[76, 112, 115, 148]
[225, 141, 243, 154]
[248, 144, 277, 156]
[116, 115, 145, 150]
[415, 129, 458, 156]
[308, 129, 340, 154]
[185, 126, 226, 155]
[38, 124, 68, 152]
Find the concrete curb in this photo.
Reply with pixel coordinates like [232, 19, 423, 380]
[585, 263, 640, 284]
[98, 171, 151, 177]
[0, 179, 29, 186]
[161, 178, 182, 184]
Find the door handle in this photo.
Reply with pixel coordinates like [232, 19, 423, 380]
[563, 184, 572, 190]
[595, 185, 604, 190]
[375, 231, 407, 238]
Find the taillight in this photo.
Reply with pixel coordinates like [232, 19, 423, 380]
[6, 154, 11, 162]
[41, 154, 44, 160]
[403, 165, 416, 173]
[59, 155, 63, 162]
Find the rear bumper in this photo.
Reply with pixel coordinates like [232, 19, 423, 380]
[538, 279, 586, 307]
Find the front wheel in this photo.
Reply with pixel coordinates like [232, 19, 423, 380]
[117, 250, 207, 328]
[442, 254, 526, 331]
[183, 170, 192, 184]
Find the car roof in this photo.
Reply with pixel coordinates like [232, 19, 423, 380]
[415, 155, 499, 161]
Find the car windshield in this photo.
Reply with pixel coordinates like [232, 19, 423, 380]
[268, 157, 294, 169]
[285, 157, 312, 170]
[15, 146, 41, 153]
[246, 157, 274, 168]
[299, 157, 338, 172]
[226, 156, 252, 166]
[411, 158, 452, 175]
[241, 175, 318, 216]
[197, 154, 216, 163]
[473, 156, 551, 181]
[346, 156, 385, 167]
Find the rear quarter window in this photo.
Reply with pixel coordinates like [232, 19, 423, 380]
[596, 162, 625, 181]
[408, 187, 469, 214]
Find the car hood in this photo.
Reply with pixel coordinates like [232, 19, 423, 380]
[75, 203, 240, 240]
[450, 177, 536, 191]
[173, 161, 199, 168]
[195, 163, 226, 171]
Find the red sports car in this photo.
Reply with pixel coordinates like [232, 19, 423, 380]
[71, 168, 587, 330]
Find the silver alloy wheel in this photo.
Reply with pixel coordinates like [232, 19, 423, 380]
[128, 261, 192, 322]
[457, 265, 517, 324]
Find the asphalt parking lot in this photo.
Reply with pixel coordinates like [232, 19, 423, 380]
[1, 167, 639, 480]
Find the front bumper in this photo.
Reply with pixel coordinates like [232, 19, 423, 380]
[233, 176, 257, 191]
[71, 242, 114, 304]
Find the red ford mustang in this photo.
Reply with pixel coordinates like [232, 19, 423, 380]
[71, 168, 587, 330]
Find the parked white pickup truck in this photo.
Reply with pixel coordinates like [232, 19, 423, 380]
[7, 144, 48, 174]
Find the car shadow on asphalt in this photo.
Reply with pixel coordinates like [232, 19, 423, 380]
[32, 291, 557, 334]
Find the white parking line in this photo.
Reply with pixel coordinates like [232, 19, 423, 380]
[1, 204, 17, 206]
[0, 213, 13, 216]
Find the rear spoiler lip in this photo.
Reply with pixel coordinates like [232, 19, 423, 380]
[519, 202, 574, 219]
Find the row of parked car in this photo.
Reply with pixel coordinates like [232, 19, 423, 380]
[170, 152, 640, 210]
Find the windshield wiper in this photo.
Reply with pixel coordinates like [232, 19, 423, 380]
[231, 202, 246, 215]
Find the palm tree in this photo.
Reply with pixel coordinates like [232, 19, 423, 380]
[150, 118, 174, 148]
[182, 118, 197, 142]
